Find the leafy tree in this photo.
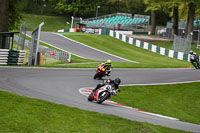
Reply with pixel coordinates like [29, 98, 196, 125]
[9, 0, 22, 31]
[0, 0, 22, 32]
[50, 0, 102, 17]
[144, 0, 162, 35]
[185, 1, 195, 37]
[120, 0, 146, 15]
[0, 0, 9, 32]
[173, 4, 179, 35]
[179, 0, 200, 37]
[162, 0, 181, 36]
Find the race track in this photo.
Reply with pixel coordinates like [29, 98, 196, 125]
[2, 32, 200, 132]
[26, 32, 135, 63]
[0, 67, 200, 132]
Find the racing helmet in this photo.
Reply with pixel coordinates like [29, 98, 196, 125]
[114, 78, 121, 85]
[106, 60, 111, 64]
[189, 50, 193, 54]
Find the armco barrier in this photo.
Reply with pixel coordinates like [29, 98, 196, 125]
[108, 30, 190, 62]
[0, 49, 9, 65]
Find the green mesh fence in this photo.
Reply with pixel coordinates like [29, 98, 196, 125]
[172, 35, 192, 54]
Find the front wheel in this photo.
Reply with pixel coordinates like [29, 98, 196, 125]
[93, 74, 97, 79]
[193, 62, 199, 69]
[88, 93, 94, 102]
[97, 91, 110, 104]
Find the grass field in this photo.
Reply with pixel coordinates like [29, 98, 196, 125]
[20, 14, 70, 32]
[22, 33, 191, 68]
[18, 13, 191, 68]
[0, 90, 188, 133]
[23, 36, 96, 65]
[111, 82, 200, 124]
[64, 33, 190, 68]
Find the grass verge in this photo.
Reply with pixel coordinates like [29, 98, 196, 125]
[24, 36, 96, 65]
[111, 82, 200, 124]
[65, 33, 190, 68]
[0, 90, 188, 133]
[21, 14, 71, 32]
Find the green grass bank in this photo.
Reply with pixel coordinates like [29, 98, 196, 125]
[111, 82, 200, 124]
[0, 90, 188, 133]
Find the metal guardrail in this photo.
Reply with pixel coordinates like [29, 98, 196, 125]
[14, 35, 71, 63]
[46, 49, 71, 62]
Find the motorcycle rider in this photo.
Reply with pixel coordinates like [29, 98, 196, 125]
[91, 78, 121, 96]
[100, 60, 112, 76]
[189, 50, 199, 67]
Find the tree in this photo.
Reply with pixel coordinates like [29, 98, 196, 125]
[163, 1, 181, 36]
[144, 0, 162, 35]
[180, 0, 200, 37]
[0, 0, 22, 32]
[0, 0, 9, 32]
[50, 0, 102, 17]
[173, 4, 179, 35]
[120, 0, 146, 15]
[9, 0, 22, 31]
[185, 2, 195, 37]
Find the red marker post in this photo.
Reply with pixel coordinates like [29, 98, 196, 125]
[50, 52, 55, 56]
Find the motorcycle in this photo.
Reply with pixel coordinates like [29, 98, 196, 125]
[190, 54, 200, 69]
[88, 84, 118, 104]
[93, 64, 108, 79]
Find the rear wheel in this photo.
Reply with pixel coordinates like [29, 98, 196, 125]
[193, 62, 198, 69]
[97, 91, 110, 104]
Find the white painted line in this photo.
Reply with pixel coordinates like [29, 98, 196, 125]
[54, 33, 139, 63]
[26, 34, 86, 59]
[120, 80, 200, 86]
[0, 66, 97, 70]
[135, 110, 179, 120]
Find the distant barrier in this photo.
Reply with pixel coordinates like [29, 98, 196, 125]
[8, 50, 26, 65]
[46, 49, 71, 62]
[108, 30, 190, 62]
[0, 49, 25, 65]
[14, 35, 71, 63]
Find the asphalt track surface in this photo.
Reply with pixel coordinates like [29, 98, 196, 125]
[0, 67, 200, 132]
[26, 32, 134, 62]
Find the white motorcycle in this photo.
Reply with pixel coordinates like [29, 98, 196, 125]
[88, 84, 119, 104]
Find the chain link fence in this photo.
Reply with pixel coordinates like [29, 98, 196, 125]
[15, 35, 71, 64]
[17, 23, 29, 50]
[172, 35, 192, 54]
